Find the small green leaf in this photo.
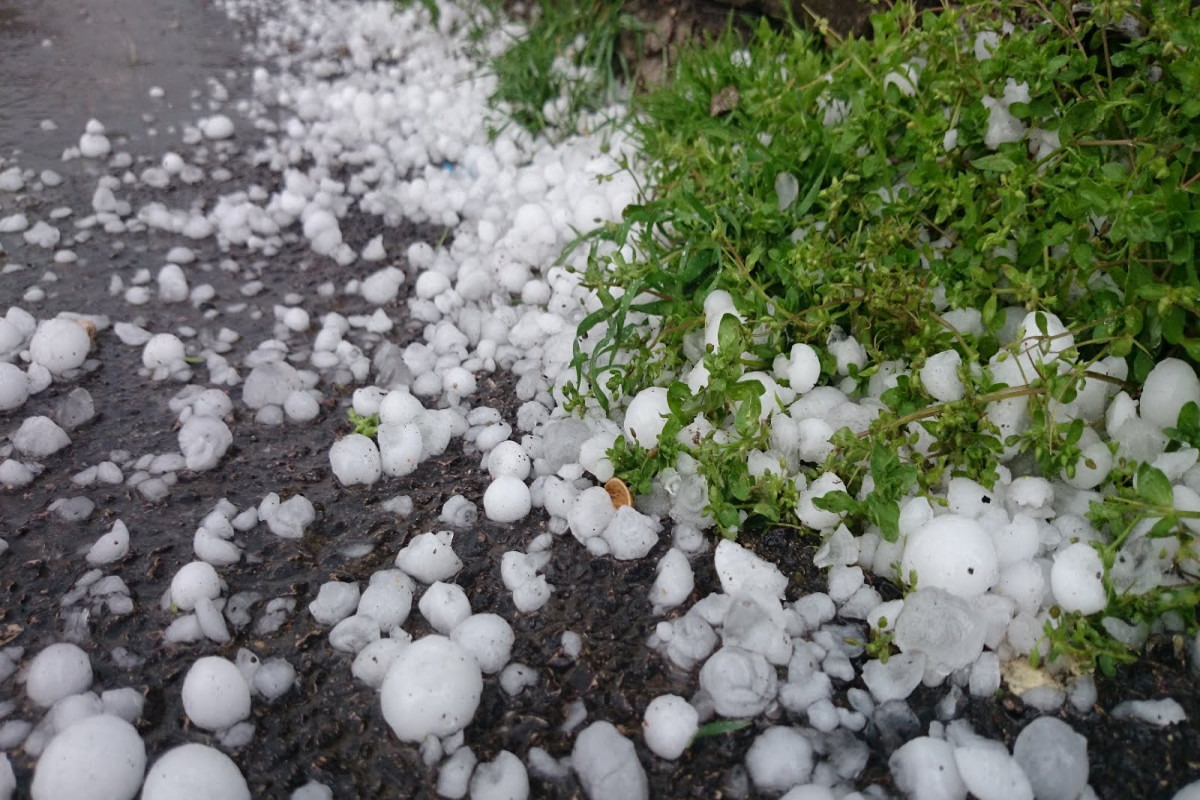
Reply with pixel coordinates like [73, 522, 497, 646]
[1136, 462, 1174, 508]
[691, 719, 752, 742]
[970, 154, 1018, 173]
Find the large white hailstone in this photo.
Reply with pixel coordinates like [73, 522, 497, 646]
[380, 635, 482, 742]
[488, 440, 531, 480]
[1050, 542, 1107, 614]
[178, 416, 232, 472]
[921, 349, 965, 403]
[649, 549, 694, 612]
[451, 613, 515, 675]
[141, 744, 250, 800]
[0, 362, 28, 412]
[13, 415, 71, 457]
[953, 744, 1034, 800]
[28, 318, 90, 374]
[745, 726, 815, 793]
[1015, 310, 1073, 368]
[377, 422, 422, 477]
[862, 653, 927, 704]
[1012, 717, 1088, 800]
[329, 434, 382, 486]
[796, 472, 847, 530]
[389, 528, 461, 582]
[889, 737, 967, 800]
[170, 561, 221, 611]
[714, 539, 788, 599]
[483, 476, 533, 523]
[901, 514, 999, 597]
[572, 721, 649, 800]
[142, 333, 186, 369]
[25, 642, 93, 707]
[181, 656, 251, 731]
[30, 714, 145, 800]
[1141, 358, 1200, 430]
[360, 266, 405, 305]
[622, 386, 671, 447]
[893, 588, 986, 677]
[699, 646, 778, 717]
[469, 750, 529, 800]
[642, 694, 699, 760]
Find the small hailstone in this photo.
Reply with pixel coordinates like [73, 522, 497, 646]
[901, 514, 999, 597]
[418, 581, 472, 634]
[200, 114, 235, 140]
[142, 332, 186, 369]
[745, 726, 815, 793]
[29, 318, 91, 374]
[377, 422, 422, 477]
[352, 639, 410, 689]
[889, 737, 966, 800]
[699, 646, 777, 717]
[380, 635, 482, 742]
[30, 714, 145, 800]
[642, 694, 698, 760]
[86, 520, 130, 565]
[796, 472, 848, 530]
[181, 656, 251, 731]
[308, 581, 360, 626]
[1050, 542, 1106, 614]
[179, 415, 232, 471]
[0, 363, 29, 411]
[13, 416, 71, 457]
[649, 549, 694, 612]
[1141, 358, 1200, 430]
[170, 561, 221, 611]
[623, 386, 670, 447]
[469, 751, 529, 800]
[953, 744, 1034, 800]
[488, 440, 531, 480]
[572, 722, 649, 800]
[357, 571, 414, 630]
[78, 119, 111, 158]
[395, 530, 463, 583]
[142, 744, 250, 800]
[25, 642, 93, 707]
[451, 613, 515, 674]
[483, 476, 533, 523]
[920, 349, 965, 402]
[714, 539, 788, 599]
[1012, 717, 1088, 800]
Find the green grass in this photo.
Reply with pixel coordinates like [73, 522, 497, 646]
[558, 0, 1200, 673]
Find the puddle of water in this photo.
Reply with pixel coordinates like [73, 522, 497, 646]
[0, 0, 248, 169]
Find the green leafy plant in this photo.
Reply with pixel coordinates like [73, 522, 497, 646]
[348, 409, 380, 438]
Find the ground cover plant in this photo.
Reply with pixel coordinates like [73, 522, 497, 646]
[554, 0, 1200, 673]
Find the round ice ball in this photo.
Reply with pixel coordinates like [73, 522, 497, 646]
[329, 433, 382, 486]
[487, 440, 531, 480]
[0, 362, 29, 411]
[181, 656, 251, 731]
[642, 694, 699, 761]
[29, 318, 91, 374]
[26, 642, 93, 707]
[787, 343, 821, 395]
[920, 349, 965, 403]
[31, 714, 145, 800]
[170, 561, 221, 611]
[141, 744, 250, 800]
[1050, 542, 1106, 614]
[901, 514, 999, 597]
[142, 333, 186, 369]
[380, 635, 482, 742]
[483, 476, 532, 523]
[623, 386, 670, 447]
[450, 613, 515, 674]
[1141, 358, 1200, 430]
